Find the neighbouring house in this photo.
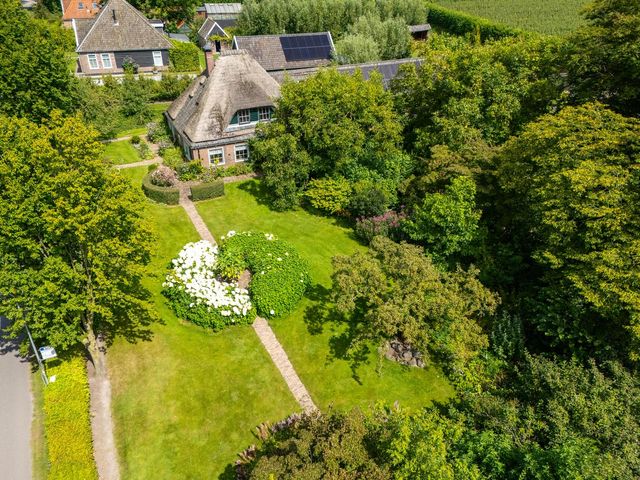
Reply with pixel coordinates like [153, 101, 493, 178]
[196, 2, 242, 28]
[73, 0, 172, 76]
[232, 32, 334, 73]
[409, 24, 432, 40]
[61, 0, 101, 27]
[197, 17, 231, 52]
[165, 50, 280, 167]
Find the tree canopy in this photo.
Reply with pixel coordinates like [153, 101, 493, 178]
[251, 69, 409, 209]
[567, 0, 640, 115]
[0, 113, 156, 374]
[496, 103, 640, 360]
[0, 0, 78, 121]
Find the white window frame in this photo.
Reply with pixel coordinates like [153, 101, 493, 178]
[234, 144, 249, 162]
[100, 53, 112, 69]
[208, 148, 225, 166]
[258, 107, 271, 121]
[88, 53, 99, 69]
[237, 109, 251, 125]
[152, 51, 163, 67]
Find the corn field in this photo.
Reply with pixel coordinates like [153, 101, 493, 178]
[434, 0, 588, 35]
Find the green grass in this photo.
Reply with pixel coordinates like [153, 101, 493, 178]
[197, 180, 454, 411]
[109, 176, 299, 479]
[434, 0, 587, 35]
[113, 102, 171, 139]
[102, 140, 140, 165]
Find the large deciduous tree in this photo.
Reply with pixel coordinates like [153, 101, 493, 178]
[331, 236, 498, 376]
[251, 69, 409, 210]
[496, 103, 640, 360]
[567, 0, 640, 115]
[0, 0, 78, 121]
[0, 113, 156, 375]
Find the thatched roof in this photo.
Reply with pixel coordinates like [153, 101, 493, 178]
[76, 0, 171, 53]
[167, 50, 281, 147]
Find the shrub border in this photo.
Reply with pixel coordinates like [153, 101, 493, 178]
[142, 173, 180, 205]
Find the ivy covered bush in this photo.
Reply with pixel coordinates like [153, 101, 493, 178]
[218, 231, 310, 318]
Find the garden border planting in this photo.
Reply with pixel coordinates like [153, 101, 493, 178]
[142, 173, 180, 205]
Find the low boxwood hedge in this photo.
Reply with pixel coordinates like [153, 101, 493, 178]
[190, 180, 225, 201]
[44, 356, 98, 480]
[425, 3, 524, 42]
[142, 173, 180, 205]
[218, 232, 310, 318]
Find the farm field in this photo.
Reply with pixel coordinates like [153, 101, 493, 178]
[434, 0, 588, 35]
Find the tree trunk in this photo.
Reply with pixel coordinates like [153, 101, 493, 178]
[84, 318, 106, 378]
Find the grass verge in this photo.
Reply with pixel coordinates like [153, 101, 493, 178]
[43, 356, 98, 480]
[31, 371, 48, 480]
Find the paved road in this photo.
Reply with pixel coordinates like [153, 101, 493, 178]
[0, 319, 33, 480]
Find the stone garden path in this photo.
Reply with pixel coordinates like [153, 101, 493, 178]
[114, 158, 160, 170]
[181, 192, 317, 413]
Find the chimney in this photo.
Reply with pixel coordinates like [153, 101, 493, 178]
[112, 9, 118, 25]
[205, 47, 215, 75]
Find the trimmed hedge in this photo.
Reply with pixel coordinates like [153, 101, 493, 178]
[219, 232, 310, 318]
[168, 39, 201, 72]
[190, 180, 225, 201]
[142, 173, 180, 205]
[44, 356, 98, 480]
[425, 3, 524, 41]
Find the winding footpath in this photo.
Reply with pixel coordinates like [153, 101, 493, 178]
[0, 320, 32, 480]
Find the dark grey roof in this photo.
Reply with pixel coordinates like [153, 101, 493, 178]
[168, 32, 190, 42]
[76, 0, 172, 53]
[233, 32, 334, 72]
[198, 18, 229, 43]
[269, 58, 423, 88]
[167, 50, 280, 148]
[409, 24, 432, 33]
[215, 18, 236, 29]
[203, 3, 241, 15]
[73, 18, 95, 46]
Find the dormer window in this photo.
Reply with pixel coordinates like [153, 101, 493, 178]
[78, 1, 84, 8]
[237, 109, 251, 125]
[258, 107, 271, 121]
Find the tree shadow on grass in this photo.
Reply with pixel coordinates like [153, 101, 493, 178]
[237, 179, 276, 209]
[302, 284, 370, 384]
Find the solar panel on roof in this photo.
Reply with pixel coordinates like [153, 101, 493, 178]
[280, 34, 332, 63]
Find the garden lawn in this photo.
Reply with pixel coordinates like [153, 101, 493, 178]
[197, 180, 454, 411]
[113, 102, 171, 139]
[434, 0, 586, 36]
[108, 175, 299, 479]
[102, 140, 140, 165]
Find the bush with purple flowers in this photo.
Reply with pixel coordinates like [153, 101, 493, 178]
[354, 210, 406, 244]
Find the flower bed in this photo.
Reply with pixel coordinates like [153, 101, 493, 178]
[163, 240, 255, 329]
[163, 232, 310, 329]
[218, 231, 310, 318]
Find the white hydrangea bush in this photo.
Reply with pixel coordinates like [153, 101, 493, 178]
[162, 240, 255, 329]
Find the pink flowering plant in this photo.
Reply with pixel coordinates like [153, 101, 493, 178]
[354, 210, 406, 244]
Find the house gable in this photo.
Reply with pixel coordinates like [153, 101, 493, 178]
[76, 0, 171, 53]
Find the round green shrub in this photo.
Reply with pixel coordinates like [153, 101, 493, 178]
[218, 231, 310, 318]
